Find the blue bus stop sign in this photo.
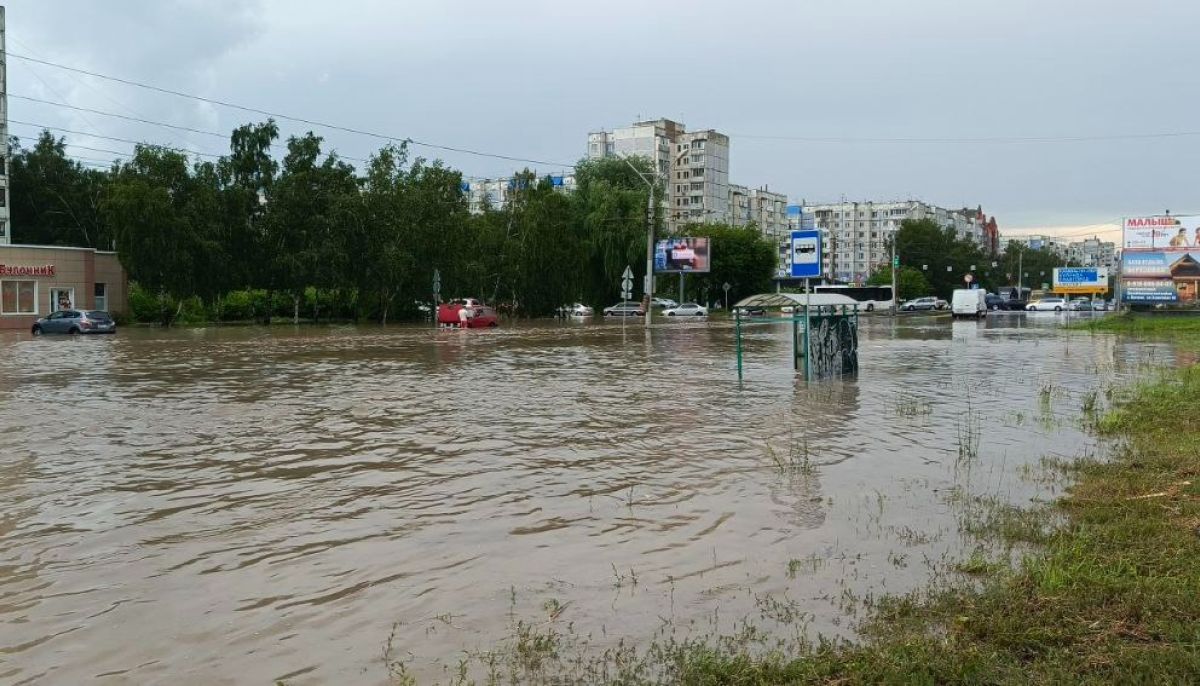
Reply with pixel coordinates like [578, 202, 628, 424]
[790, 230, 822, 279]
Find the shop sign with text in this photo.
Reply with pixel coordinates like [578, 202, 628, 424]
[0, 264, 56, 277]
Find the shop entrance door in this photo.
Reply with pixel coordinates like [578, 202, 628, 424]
[49, 287, 74, 313]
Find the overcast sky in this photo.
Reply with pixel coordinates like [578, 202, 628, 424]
[7, 0, 1198, 239]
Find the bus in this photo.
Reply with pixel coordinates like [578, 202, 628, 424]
[812, 285, 894, 312]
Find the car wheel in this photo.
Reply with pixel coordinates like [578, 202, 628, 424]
[31, 325, 42, 336]
[68, 327, 81, 335]
[904, 305, 913, 311]
[488, 322, 498, 328]
[1054, 306, 1062, 312]
[667, 312, 675, 316]
[865, 303, 874, 312]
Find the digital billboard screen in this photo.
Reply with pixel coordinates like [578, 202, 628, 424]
[654, 237, 711, 273]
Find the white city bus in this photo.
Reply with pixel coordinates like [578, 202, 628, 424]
[812, 285, 894, 312]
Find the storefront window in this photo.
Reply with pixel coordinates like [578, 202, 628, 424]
[1, 280, 37, 314]
[94, 283, 107, 311]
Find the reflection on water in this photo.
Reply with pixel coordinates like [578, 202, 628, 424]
[0, 314, 1173, 684]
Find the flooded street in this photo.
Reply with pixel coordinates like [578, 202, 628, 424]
[0, 314, 1184, 684]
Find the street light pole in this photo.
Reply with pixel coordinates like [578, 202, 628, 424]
[619, 153, 658, 328]
[890, 233, 898, 316]
[644, 182, 655, 327]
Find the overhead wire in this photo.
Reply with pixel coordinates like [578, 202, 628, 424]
[8, 51, 579, 168]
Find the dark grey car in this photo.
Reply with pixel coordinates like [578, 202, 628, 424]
[32, 310, 117, 335]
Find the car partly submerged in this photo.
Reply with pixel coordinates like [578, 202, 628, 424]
[663, 302, 708, 317]
[436, 298, 499, 328]
[32, 310, 116, 335]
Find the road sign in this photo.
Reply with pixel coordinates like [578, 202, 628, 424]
[723, 282, 731, 292]
[621, 265, 633, 300]
[892, 256, 899, 269]
[790, 230, 822, 278]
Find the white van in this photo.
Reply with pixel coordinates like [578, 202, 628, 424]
[951, 289, 987, 319]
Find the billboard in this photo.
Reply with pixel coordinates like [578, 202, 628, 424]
[1122, 215, 1200, 303]
[1053, 267, 1108, 294]
[654, 237, 710, 273]
[1123, 215, 1200, 250]
[790, 229, 822, 278]
[1123, 279, 1179, 303]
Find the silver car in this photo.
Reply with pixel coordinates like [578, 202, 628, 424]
[32, 310, 117, 335]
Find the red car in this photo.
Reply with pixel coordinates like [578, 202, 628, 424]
[437, 298, 499, 328]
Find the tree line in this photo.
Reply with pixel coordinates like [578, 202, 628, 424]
[865, 218, 1074, 300]
[10, 125, 778, 324]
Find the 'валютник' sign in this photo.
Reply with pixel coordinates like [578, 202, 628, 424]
[0, 264, 56, 277]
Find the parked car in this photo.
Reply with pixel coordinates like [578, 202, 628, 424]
[568, 303, 594, 317]
[735, 306, 767, 317]
[1026, 297, 1068, 312]
[1069, 298, 1094, 311]
[663, 302, 708, 317]
[604, 300, 645, 317]
[31, 310, 116, 335]
[901, 296, 941, 311]
[951, 289, 987, 319]
[650, 297, 678, 309]
[1094, 300, 1111, 311]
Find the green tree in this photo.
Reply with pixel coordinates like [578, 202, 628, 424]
[10, 131, 111, 248]
[264, 132, 357, 322]
[682, 223, 777, 307]
[571, 157, 656, 307]
[866, 265, 932, 301]
[105, 145, 203, 325]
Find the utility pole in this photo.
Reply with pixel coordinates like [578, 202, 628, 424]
[890, 233, 898, 316]
[1017, 249, 1024, 294]
[0, 6, 11, 245]
[644, 183, 655, 327]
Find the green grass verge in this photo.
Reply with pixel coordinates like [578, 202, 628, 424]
[1074, 312, 1200, 336]
[384, 345, 1200, 685]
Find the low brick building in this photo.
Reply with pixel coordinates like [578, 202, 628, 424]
[0, 244, 128, 330]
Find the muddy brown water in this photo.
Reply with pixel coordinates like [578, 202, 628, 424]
[0, 314, 1185, 684]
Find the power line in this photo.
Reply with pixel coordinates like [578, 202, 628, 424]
[9, 119, 225, 159]
[11, 96, 559, 182]
[11, 93, 230, 139]
[8, 51, 579, 168]
[731, 130, 1200, 145]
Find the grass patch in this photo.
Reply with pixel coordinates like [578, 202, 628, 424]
[1074, 311, 1200, 336]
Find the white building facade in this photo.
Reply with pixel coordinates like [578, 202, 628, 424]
[1066, 237, 1118, 269]
[804, 200, 995, 283]
[462, 173, 576, 214]
[589, 119, 739, 233]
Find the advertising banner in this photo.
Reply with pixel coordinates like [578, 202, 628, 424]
[790, 230, 822, 278]
[1053, 267, 1108, 293]
[1122, 279, 1180, 303]
[654, 237, 711, 273]
[1123, 215, 1200, 250]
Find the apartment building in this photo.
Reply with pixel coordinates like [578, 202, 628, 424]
[1006, 234, 1068, 257]
[588, 119, 733, 232]
[804, 200, 996, 283]
[462, 174, 576, 214]
[1066, 237, 1118, 269]
[730, 185, 788, 241]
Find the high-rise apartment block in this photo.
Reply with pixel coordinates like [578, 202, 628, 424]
[1066, 237, 1117, 269]
[803, 200, 998, 283]
[461, 174, 576, 214]
[731, 185, 788, 243]
[588, 119, 735, 233]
